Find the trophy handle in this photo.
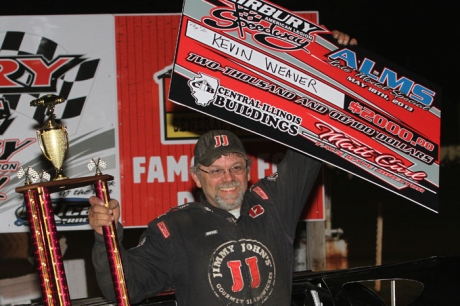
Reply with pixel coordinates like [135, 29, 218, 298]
[37, 130, 52, 161]
[63, 126, 69, 157]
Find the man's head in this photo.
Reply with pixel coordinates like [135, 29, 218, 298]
[190, 130, 251, 211]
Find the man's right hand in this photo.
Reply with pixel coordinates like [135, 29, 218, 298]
[88, 196, 120, 235]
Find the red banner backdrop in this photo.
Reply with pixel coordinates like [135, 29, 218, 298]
[114, 13, 323, 227]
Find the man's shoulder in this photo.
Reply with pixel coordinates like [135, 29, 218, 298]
[147, 202, 206, 239]
[154, 201, 205, 222]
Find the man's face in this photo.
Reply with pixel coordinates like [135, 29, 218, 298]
[191, 153, 250, 211]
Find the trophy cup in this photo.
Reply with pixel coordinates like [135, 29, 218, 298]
[30, 94, 69, 180]
[16, 95, 130, 305]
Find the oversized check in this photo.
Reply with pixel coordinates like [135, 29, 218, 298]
[169, 0, 441, 212]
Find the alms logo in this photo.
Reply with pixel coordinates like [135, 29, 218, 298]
[328, 48, 436, 109]
[0, 31, 100, 134]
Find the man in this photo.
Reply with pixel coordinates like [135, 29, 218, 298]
[90, 129, 320, 305]
[90, 33, 356, 306]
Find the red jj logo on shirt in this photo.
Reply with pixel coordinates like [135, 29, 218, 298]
[208, 239, 275, 305]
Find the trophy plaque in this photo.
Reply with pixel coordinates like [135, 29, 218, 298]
[15, 95, 130, 306]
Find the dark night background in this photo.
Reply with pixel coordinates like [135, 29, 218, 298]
[1, 0, 459, 300]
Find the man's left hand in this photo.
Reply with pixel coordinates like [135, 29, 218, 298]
[332, 30, 358, 46]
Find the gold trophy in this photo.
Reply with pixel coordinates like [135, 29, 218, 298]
[31, 94, 69, 180]
[17, 95, 129, 305]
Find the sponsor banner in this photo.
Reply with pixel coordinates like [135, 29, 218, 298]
[115, 14, 324, 226]
[169, 0, 441, 212]
[0, 13, 323, 232]
[0, 15, 120, 232]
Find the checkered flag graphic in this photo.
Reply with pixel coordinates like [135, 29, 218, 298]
[236, 5, 262, 23]
[234, 5, 262, 37]
[0, 31, 99, 135]
[0, 97, 13, 134]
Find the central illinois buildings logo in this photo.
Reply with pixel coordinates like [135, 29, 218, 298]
[154, 66, 235, 144]
[188, 73, 219, 107]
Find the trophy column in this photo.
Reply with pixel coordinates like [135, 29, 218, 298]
[22, 187, 64, 305]
[93, 178, 130, 305]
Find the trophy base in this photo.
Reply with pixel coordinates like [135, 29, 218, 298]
[15, 174, 114, 194]
[15, 173, 115, 306]
[54, 173, 69, 181]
